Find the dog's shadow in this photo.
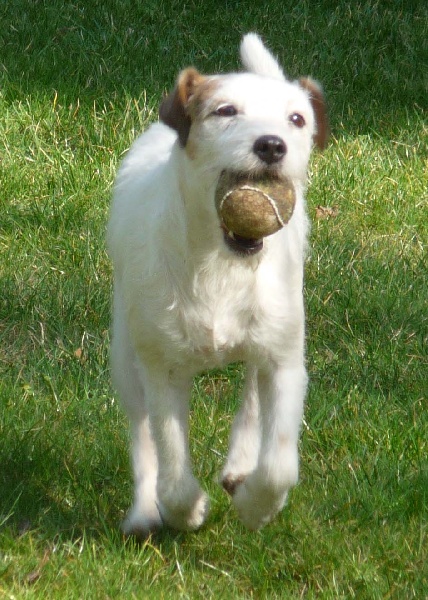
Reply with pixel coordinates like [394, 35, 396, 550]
[0, 426, 233, 545]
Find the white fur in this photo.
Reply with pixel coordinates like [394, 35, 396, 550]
[107, 34, 321, 534]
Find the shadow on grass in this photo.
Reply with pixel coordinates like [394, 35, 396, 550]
[0, 449, 112, 541]
[0, 438, 226, 549]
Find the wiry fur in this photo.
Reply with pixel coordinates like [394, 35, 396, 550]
[107, 34, 327, 534]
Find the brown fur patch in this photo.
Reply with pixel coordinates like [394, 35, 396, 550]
[159, 68, 206, 146]
[299, 77, 329, 150]
[222, 473, 245, 496]
[187, 78, 220, 119]
[185, 78, 221, 159]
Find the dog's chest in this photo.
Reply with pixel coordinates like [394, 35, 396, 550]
[186, 301, 249, 354]
[163, 268, 261, 370]
[158, 260, 289, 371]
[166, 283, 255, 367]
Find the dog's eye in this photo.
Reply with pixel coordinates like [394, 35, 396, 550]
[213, 104, 238, 117]
[289, 113, 306, 128]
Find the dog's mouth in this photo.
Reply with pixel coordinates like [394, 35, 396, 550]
[216, 169, 294, 257]
[221, 227, 264, 256]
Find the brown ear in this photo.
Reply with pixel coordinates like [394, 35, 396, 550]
[299, 78, 329, 150]
[159, 68, 205, 147]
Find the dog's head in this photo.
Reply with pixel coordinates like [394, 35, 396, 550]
[160, 34, 328, 255]
[160, 33, 328, 159]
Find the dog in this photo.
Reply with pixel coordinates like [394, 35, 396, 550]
[107, 33, 327, 536]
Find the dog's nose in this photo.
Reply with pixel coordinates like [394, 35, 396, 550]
[253, 135, 286, 164]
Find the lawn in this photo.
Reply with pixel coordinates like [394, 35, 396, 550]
[1, 0, 427, 598]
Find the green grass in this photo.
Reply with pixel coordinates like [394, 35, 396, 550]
[1, 0, 427, 597]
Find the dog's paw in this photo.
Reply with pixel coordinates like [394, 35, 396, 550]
[122, 503, 163, 539]
[158, 488, 210, 532]
[229, 475, 289, 530]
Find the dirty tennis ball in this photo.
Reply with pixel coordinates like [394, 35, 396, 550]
[215, 172, 296, 240]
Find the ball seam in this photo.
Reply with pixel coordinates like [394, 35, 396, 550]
[220, 185, 286, 228]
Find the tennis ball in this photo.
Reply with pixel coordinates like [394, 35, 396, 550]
[215, 172, 296, 240]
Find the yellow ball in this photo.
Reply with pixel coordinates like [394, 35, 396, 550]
[215, 173, 296, 240]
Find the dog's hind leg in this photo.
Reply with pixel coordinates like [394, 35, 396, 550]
[229, 364, 307, 530]
[221, 365, 261, 496]
[137, 364, 210, 532]
[111, 295, 162, 537]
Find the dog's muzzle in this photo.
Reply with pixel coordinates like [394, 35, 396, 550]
[215, 170, 296, 257]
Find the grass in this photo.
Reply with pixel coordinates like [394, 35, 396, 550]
[1, 0, 427, 597]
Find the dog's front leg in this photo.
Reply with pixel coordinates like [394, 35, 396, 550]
[122, 412, 162, 537]
[221, 365, 261, 495]
[140, 365, 209, 531]
[230, 364, 307, 530]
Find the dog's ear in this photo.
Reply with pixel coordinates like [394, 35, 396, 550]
[159, 68, 205, 147]
[299, 78, 329, 150]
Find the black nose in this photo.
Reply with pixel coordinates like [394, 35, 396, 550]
[253, 135, 287, 164]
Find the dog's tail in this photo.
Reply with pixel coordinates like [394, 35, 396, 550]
[240, 33, 285, 81]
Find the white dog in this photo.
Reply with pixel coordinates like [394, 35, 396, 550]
[107, 33, 327, 536]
